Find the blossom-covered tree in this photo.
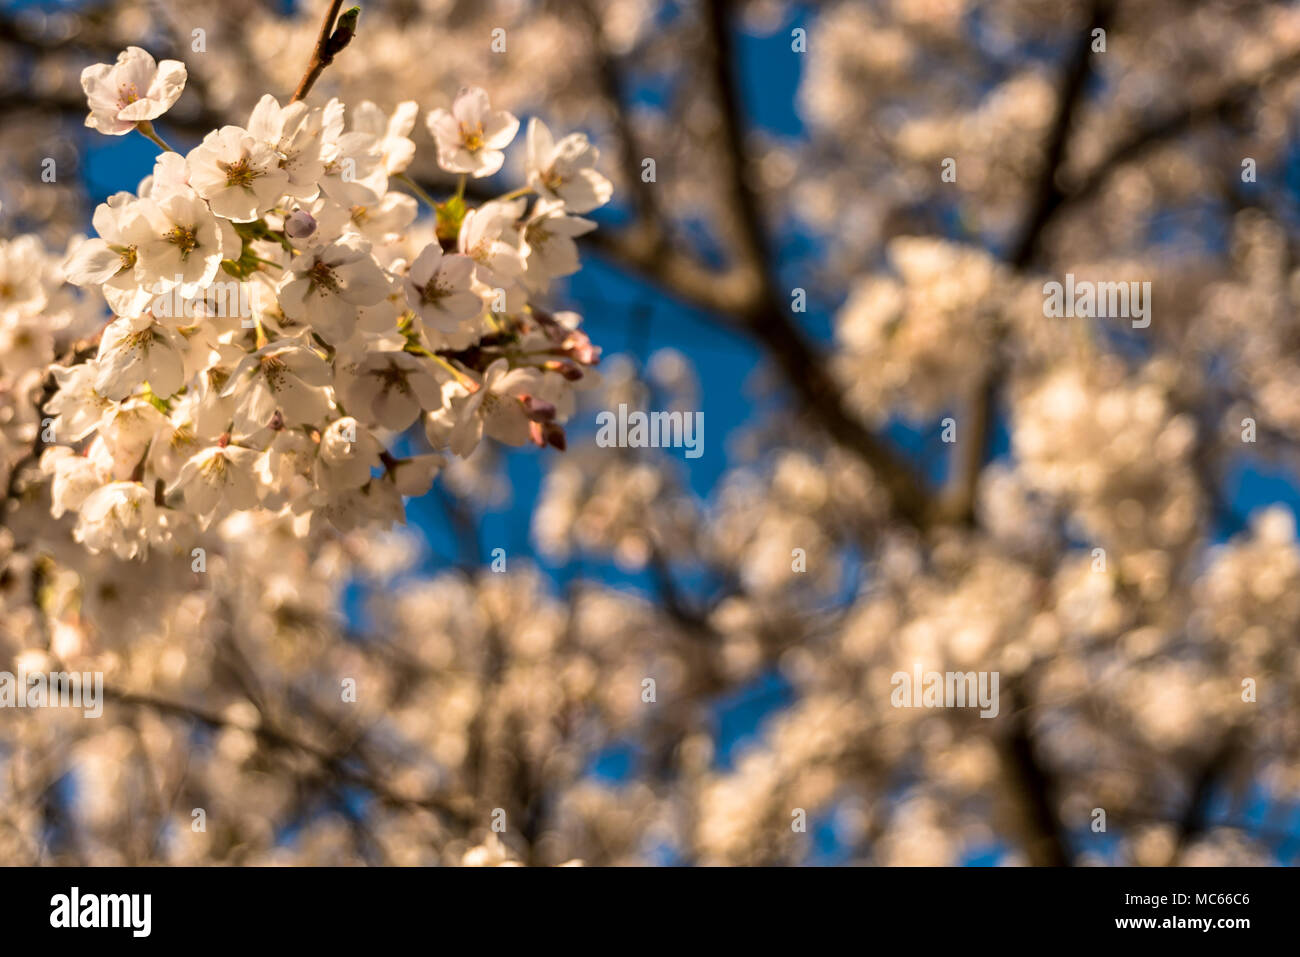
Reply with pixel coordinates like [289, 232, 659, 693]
[2, 0, 1300, 867]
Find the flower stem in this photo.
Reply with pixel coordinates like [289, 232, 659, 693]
[398, 173, 441, 210]
[135, 121, 174, 153]
[405, 343, 475, 388]
[495, 186, 533, 202]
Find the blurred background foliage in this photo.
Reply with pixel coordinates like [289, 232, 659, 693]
[3, 0, 1300, 865]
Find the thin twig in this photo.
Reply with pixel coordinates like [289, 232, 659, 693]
[290, 0, 356, 104]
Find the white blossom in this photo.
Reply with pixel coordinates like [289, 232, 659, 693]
[316, 416, 382, 491]
[94, 314, 186, 400]
[351, 100, 420, 175]
[168, 444, 262, 521]
[278, 237, 390, 342]
[344, 350, 443, 431]
[186, 125, 293, 222]
[522, 200, 597, 291]
[403, 243, 481, 332]
[525, 118, 612, 213]
[222, 337, 334, 431]
[457, 200, 526, 290]
[73, 481, 158, 558]
[245, 94, 329, 197]
[80, 46, 186, 135]
[26, 45, 602, 560]
[138, 190, 235, 294]
[426, 87, 519, 178]
[447, 358, 542, 456]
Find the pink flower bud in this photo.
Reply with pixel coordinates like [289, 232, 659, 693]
[520, 393, 556, 421]
[284, 208, 317, 240]
[561, 330, 600, 365]
[541, 360, 584, 381]
[529, 420, 567, 451]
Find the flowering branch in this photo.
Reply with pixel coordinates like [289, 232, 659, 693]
[30, 41, 607, 557]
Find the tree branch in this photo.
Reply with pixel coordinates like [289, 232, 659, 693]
[942, 0, 1115, 527]
[1000, 676, 1071, 866]
[1060, 46, 1300, 218]
[104, 687, 476, 829]
[290, 0, 356, 103]
[701, 0, 934, 528]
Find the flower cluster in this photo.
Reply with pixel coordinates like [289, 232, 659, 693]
[46, 49, 608, 558]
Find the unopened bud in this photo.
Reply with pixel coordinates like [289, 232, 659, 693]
[520, 393, 556, 421]
[542, 360, 583, 381]
[543, 422, 566, 451]
[284, 208, 317, 240]
[561, 330, 600, 366]
[529, 420, 566, 451]
[325, 7, 361, 57]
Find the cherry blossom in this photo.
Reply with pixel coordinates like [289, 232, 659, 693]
[525, 118, 613, 213]
[167, 443, 262, 521]
[344, 350, 443, 431]
[426, 86, 519, 178]
[138, 191, 234, 294]
[277, 237, 391, 341]
[522, 200, 597, 291]
[445, 358, 545, 456]
[94, 314, 186, 400]
[25, 50, 605, 563]
[72, 481, 159, 559]
[402, 243, 482, 332]
[80, 46, 186, 135]
[186, 125, 293, 222]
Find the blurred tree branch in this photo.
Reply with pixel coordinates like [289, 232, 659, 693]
[701, 0, 934, 529]
[104, 687, 477, 830]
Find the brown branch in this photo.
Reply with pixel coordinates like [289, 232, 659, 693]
[1172, 727, 1245, 863]
[1000, 676, 1071, 866]
[1058, 47, 1300, 231]
[976, 4, 1116, 870]
[701, 0, 933, 528]
[576, 0, 663, 251]
[1009, 0, 1116, 270]
[703, 0, 771, 291]
[290, 0, 356, 104]
[946, 14, 1300, 530]
[941, 0, 1113, 527]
